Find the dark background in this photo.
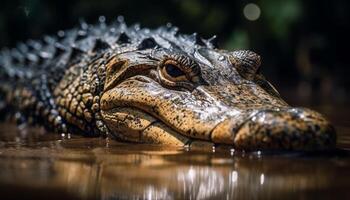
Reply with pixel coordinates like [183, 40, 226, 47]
[0, 0, 349, 106]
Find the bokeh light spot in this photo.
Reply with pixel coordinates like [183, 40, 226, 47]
[243, 3, 261, 21]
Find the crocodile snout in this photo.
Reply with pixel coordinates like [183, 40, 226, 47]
[212, 108, 336, 151]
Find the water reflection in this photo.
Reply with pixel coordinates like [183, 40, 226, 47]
[176, 166, 224, 199]
[0, 123, 350, 199]
[260, 173, 265, 185]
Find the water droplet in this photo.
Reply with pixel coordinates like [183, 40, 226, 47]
[218, 55, 226, 61]
[184, 144, 190, 151]
[170, 27, 179, 35]
[105, 137, 109, 148]
[80, 20, 88, 30]
[110, 27, 116, 33]
[99, 16, 106, 23]
[230, 148, 235, 156]
[117, 15, 124, 23]
[57, 30, 65, 38]
[134, 24, 140, 31]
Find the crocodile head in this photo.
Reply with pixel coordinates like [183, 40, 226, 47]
[99, 34, 336, 151]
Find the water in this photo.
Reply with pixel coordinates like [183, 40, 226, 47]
[0, 107, 349, 199]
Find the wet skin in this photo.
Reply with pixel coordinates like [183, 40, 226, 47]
[0, 20, 336, 150]
[99, 48, 335, 150]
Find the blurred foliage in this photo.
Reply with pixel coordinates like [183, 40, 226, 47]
[260, 0, 302, 40]
[224, 29, 250, 50]
[0, 0, 349, 104]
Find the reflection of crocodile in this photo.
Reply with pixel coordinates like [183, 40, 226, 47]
[0, 141, 347, 200]
[0, 17, 336, 150]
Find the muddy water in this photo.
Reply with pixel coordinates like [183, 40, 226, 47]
[0, 108, 350, 200]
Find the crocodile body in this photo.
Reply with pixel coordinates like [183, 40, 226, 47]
[0, 17, 336, 150]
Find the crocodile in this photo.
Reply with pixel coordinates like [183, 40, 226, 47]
[0, 17, 336, 151]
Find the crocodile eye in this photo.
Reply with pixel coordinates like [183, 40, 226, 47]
[158, 59, 199, 90]
[160, 60, 188, 83]
[165, 63, 185, 77]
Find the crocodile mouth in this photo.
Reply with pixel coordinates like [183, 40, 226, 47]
[101, 105, 336, 150]
[101, 106, 192, 145]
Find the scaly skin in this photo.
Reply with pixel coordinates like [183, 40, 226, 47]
[0, 17, 336, 151]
